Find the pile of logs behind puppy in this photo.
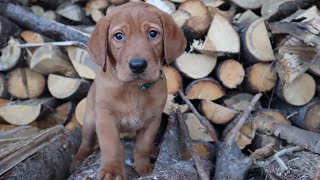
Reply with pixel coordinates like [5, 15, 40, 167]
[0, 0, 320, 179]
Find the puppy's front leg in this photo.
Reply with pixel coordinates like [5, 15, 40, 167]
[134, 115, 161, 176]
[96, 109, 126, 180]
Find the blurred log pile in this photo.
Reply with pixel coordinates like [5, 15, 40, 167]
[0, 0, 320, 179]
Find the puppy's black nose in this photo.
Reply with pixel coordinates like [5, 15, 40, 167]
[129, 58, 147, 74]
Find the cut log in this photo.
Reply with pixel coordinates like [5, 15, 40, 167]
[171, 10, 191, 28]
[231, 0, 263, 9]
[223, 92, 262, 111]
[0, 73, 9, 98]
[20, 30, 44, 44]
[184, 113, 214, 142]
[192, 13, 240, 55]
[0, 16, 19, 49]
[85, 0, 109, 16]
[105, 4, 116, 15]
[0, 37, 22, 71]
[175, 52, 217, 79]
[37, 101, 75, 129]
[0, 125, 81, 179]
[244, 63, 278, 93]
[253, 109, 291, 133]
[233, 10, 259, 29]
[275, 37, 318, 83]
[56, 2, 85, 22]
[178, 0, 209, 17]
[261, 0, 316, 21]
[186, 78, 225, 100]
[91, 9, 105, 22]
[7, 68, 46, 99]
[163, 0, 176, 12]
[276, 73, 316, 106]
[201, 99, 237, 125]
[30, 45, 79, 77]
[272, 98, 320, 133]
[48, 74, 91, 100]
[0, 98, 58, 125]
[162, 66, 182, 94]
[182, 15, 211, 40]
[216, 59, 244, 89]
[75, 97, 86, 126]
[241, 18, 275, 64]
[0, 2, 89, 44]
[66, 46, 99, 80]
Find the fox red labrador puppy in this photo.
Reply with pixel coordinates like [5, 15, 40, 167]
[70, 2, 186, 180]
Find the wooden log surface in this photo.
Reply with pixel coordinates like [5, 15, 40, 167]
[0, 2, 89, 44]
[0, 37, 22, 71]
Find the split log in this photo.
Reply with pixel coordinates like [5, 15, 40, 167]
[0, 37, 22, 71]
[184, 113, 214, 142]
[0, 98, 58, 125]
[244, 63, 278, 93]
[57, 2, 85, 22]
[275, 37, 318, 83]
[105, 4, 116, 15]
[175, 52, 217, 79]
[182, 15, 211, 40]
[178, 0, 209, 17]
[275, 73, 316, 106]
[271, 123, 320, 154]
[20, 30, 45, 44]
[231, 0, 263, 9]
[0, 2, 89, 44]
[162, 66, 182, 94]
[241, 18, 275, 64]
[223, 92, 262, 111]
[163, 94, 189, 115]
[85, 0, 109, 16]
[261, 0, 316, 21]
[163, 0, 176, 12]
[171, 10, 191, 28]
[7, 68, 46, 99]
[223, 121, 255, 150]
[272, 98, 320, 133]
[0, 73, 9, 98]
[37, 101, 75, 129]
[66, 46, 99, 80]
[192, 13, 240, 55]
[31, 45, 79, 77]
[234, 10, 259, 28]
[75, 97, 86, 126]
[216, 59, 245, 89]
[48, 74, 91, 100]
[0, 16, 19, 49]
[185, 78, 225, 101]
[201, 100, 237, 125]
[0, 125, 81, 179]
[91, 9, 105, 22]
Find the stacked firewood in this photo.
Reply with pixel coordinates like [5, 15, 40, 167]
[0, 0, 320, 179]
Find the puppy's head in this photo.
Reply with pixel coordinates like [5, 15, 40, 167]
[87, 2, 186, 82]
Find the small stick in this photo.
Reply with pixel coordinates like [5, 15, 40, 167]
[17, 41, 86, 48]
[226, 93, 262, 146]
[178, 89, 220, 143]
[177, 109, 210, 180]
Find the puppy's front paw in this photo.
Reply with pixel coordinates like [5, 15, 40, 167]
[134, 160, 154, 176]
[98, 168, 125, 180]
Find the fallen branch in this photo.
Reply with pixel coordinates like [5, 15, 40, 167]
[177, 108, 210, 180]
[226, 93, 263, 146]
[274, 146, 303, 174]
[0, 2, 89, 44]
[18, 41, 86, 48]
[178, 89, 219, 143]
[271, 124, 320, 154]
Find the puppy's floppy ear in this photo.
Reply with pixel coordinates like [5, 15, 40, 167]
[87, 16, 111, 71]
[160, 12, 187, 65]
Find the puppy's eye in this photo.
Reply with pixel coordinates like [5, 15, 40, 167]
[114, 33, 125, 41]
[148, 30, 158, 39]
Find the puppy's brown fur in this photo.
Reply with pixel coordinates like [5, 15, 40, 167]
[71, 2, 186, 180]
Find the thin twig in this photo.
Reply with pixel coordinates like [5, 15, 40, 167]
[178, 89, 220, 143]
[226, 93, 262, 146]
[177, 109, 210, 180]
[17, 41, 86, 48]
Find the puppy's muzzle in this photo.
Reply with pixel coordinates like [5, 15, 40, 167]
[129, 58, 147, 74]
